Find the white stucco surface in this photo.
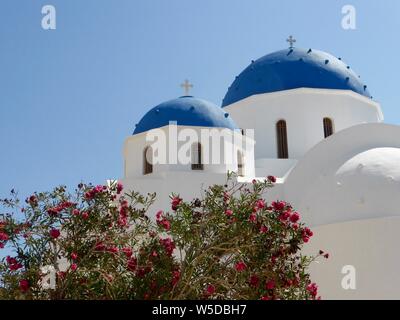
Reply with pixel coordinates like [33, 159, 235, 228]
[304, 217, 400, 300]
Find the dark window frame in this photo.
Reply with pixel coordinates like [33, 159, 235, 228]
[191, 142, 204, 170]
[143, 146, 153, 175]
[323, 117, 334, 138]
[276, 120, 289, 159]
[237, 150, 245, 176]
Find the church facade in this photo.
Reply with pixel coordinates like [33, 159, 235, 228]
[120, 41, 400, 299]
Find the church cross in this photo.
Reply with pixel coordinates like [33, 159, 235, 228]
[180, 79, 193, 96]
[286, 35, 296, 48]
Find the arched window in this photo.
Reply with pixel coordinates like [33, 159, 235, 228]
[237, 150, 245, 176]
[323, 118, 334, 138]
[191, 142, 203, 170]
[276, 120, 289, 159]
[143, 146, 153, 175]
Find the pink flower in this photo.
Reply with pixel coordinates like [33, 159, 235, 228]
[136, 267, 148, 278]
[279, 211, 291, 222]
[206, 284, 215, 295]
[267, 175, 276, 183]
[156, 210, 163, 220]
[49, 228, 60, 239]
[127, 257, 137, 272]
[47, 201, 75, 216]
[107, 246, 119, 254]
[158, 218, 171, 231]
[6, 256, 22, 271]
[172, 270, 181, 286]
[235, 261, 247, 272]
[265, 280, 275, 290]
[10, 263, 22, 271]
[60, 201, 75, 209]
[84, 185, 104, 200]
[19, 279, 29, 293]
[95, 242, 106, 251]
[162, 219, 171, 231]
[223, 192, 230, 203]
[9, 262, 23, 271]
[171, 197, 182, 211]
[122, 247, 133, 258]
[47, 207, 60, 216]
[81, 212, 89, 220]
[260, 225, 268, 233]
[6, 256, 17, 265]
[225, 209, 233, 217]
[256, 199, 265, 209]
[272, 201, 286, 211]
[116, 182, 123, 194]
[72, 209, 80, 216]
[285, 279, 293, 287]
[71, 252, 78, 260]
[302, 227, 313, 243]
[306, 283, 318, 297]
[0, 232, 9, 241]
[151, 251, 158, 258]
[289, 212, 300, 223]
[70, 263, 77, 271]
[119, 205, 128, 218]
[160, 238, 176, 256]
[305, 227, 313, 237]
[249, 275, 260, 288]
[249, 213, 257, 223]
[118, 217, 127, 227]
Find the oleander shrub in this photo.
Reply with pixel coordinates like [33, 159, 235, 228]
[0, 173, 326, 300]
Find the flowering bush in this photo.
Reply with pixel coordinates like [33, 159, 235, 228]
[0, 174, 326, 300]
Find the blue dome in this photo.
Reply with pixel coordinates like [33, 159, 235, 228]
[222, 47, 371, 107]
[133, 96, 238, 134]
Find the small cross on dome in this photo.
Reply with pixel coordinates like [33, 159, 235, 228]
[286, 35, 296, 48]
[180, 79, 193, 96]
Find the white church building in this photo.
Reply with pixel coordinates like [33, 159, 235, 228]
[120, 39, 400, 299]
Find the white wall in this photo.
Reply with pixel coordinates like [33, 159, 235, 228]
[121, 125, 256, 219]
[123, 125, 255, 179]
[303, 217, 400, 299]
[255, 158, 297, 178]
[225, 88, 383, 161]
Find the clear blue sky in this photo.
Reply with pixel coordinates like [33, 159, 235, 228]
[1, 0, 399, 199]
